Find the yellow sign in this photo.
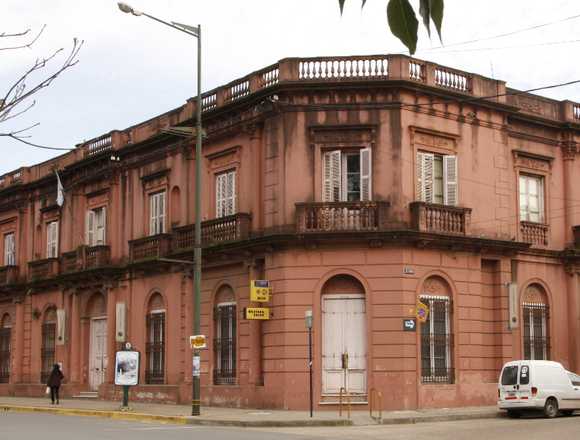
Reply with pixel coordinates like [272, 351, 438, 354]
[190, 335, 207, 349]
[245, 307, 270, 320]
[250, 280, 271, 303]
[416, 301, 430, 323]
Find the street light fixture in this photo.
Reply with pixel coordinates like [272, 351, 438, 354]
[117, 1, 204, 417]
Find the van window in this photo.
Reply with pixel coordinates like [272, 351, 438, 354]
[519, 365, 530, 385]
[501, 365, 518, 385]
[568, 372, 580, 386]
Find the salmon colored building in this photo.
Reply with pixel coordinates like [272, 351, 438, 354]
[0, 54, 579, 410]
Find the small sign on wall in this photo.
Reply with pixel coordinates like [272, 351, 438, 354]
[403, 318, 417, 332]
[250, 280, 271, 302]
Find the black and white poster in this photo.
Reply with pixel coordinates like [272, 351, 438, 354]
[114, 351, 140, 386]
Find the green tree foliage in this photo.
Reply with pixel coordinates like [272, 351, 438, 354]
[338, 0, 444, 54]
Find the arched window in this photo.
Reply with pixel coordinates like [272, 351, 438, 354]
[41, 308, 57, 383]
[522, 284, 549, 360]
[420, 276, 453, 383]
[145, 293, 165, 384]
[213, 285, 236, 385]
[0, 314, 11, 383]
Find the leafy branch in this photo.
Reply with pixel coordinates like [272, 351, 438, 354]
[339, 0, 444, 54]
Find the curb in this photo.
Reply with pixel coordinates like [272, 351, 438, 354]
[0, 405, 353, 427]
[379, 411, 503, 425]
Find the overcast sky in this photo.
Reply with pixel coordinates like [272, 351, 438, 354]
[1, 0, 579, 175]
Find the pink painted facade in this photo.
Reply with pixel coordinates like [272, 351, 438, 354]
[0, 55, 579, 410]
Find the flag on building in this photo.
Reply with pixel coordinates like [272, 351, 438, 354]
[55, 170, 64, 207]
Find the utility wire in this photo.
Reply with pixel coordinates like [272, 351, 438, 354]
[423, 39, 580, 55]
[419, 12, 580, 52]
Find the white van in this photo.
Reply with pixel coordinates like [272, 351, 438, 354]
[498, 360, 580, 418]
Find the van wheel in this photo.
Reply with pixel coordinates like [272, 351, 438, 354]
[507, 410, 521, 418]
[543, 398, 559, 418]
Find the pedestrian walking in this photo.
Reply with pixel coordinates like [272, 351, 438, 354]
[46, 364, 64, 405]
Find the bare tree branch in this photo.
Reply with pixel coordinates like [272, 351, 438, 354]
[0, 25, 45, 51]
[1, 26, 83, 150]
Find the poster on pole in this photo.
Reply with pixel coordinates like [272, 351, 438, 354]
[115, 351, 140, 386]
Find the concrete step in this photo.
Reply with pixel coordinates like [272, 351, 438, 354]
[71, 392, 98, 400]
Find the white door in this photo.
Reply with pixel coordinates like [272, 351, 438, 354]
[89, 318, 107, 391]
[322, 295, 367, 395]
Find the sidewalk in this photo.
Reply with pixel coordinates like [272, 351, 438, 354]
[0, 396, 501, 427]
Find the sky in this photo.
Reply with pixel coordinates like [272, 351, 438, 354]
[1, 0, 579, 175]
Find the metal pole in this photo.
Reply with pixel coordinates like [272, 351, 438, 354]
[192, 24, 202, 417]
[308, 325, 313, 417]
[122, 385, 129, 408]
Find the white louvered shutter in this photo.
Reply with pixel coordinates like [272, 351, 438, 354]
[96, 207, 106, 245]
[86, 210, 95, 246]
[360, 148, 372, 201]
[225, 171, 236, 216]
[4, 233, 15, 266]
[158, 192, 166, 233]
[47, 221, 58, 258]
[443, 155, 458, 206]
[149, 193, 157, 235]
[416, 152, 434, 203]
[216, 173, 224, 218]
[323, 150, 342, 202]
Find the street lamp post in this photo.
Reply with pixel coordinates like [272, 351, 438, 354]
[117, 2, 203, 416]
[305, 310, 313, 418]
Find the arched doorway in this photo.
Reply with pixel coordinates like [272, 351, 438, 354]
[321, 275, 367, 396]
[145, 292, 166, 384]
[41, 308, 57, 383]
[0, 314, 11, 383]
[86, 293, 107, 391]
[522, 283, 549, 360]
[419, 276, 453, 383]
[213, 285, 237, 385]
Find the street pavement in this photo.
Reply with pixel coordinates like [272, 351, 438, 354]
[1, 412, 580, 440]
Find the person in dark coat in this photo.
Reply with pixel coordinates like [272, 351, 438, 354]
[47, 364, 64, 405]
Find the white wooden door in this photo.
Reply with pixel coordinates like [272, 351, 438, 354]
[89, 318, 107, 391]
[322, 295, 367, 395]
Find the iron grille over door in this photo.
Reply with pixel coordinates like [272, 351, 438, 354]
[41, 323, 56, 383]
[0, 328, 10, 383]
[523, 303, 549, 360]
[145, 312, 165, 384]
[420, 296, 453, 383]
[214, 304, 236, 385]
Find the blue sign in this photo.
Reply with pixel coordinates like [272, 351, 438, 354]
[403, 319, 416, 332]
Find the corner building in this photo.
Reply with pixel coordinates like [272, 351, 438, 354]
[0, 55, 580, 410]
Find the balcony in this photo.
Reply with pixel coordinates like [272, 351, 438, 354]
[0, 266, 19, 285]
[61, 250, 80, 274]
[129, 234, 172, 262]
[172, 213, 252, 252]
[28, 258, 59, 281]
[410, 202, 472, 235]
[521, 221, 549, 246]
[296, 201, 390, 234]
[85, 245, 111, 269]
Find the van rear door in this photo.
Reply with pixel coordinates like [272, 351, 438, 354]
[500, 363, 520, 401]
[517, 363, 532, 401]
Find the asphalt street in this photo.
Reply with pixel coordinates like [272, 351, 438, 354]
[1, 412, 579, 440]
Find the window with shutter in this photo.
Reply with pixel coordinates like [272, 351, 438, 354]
[46, 221, 59, 258]
[519, 174, 544, 223]
[4, 233, 15, 266]
[417, 152, 458, 205]
[149, 192, 166, 235]
[322, 149, 372, 202]
[215, 170, 236, 218]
